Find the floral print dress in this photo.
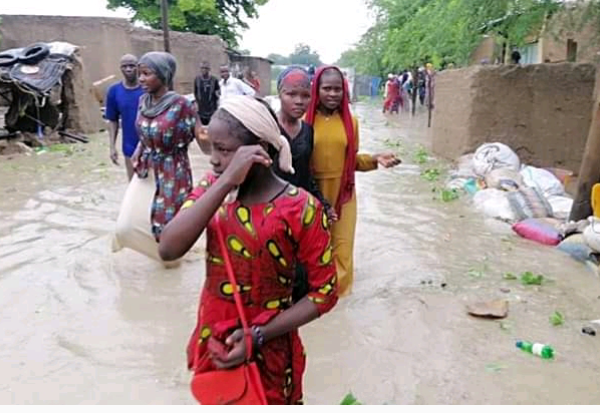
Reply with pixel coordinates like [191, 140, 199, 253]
[134, 95, 196, 240]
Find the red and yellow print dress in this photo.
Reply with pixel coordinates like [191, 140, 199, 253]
[182, 173, 338, 405]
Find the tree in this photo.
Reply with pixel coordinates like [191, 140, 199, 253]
[266, 53, 290, 65]
[288, 43, 322, 67]
[338, 0, 567, 74]
[106, 0, 269, 47]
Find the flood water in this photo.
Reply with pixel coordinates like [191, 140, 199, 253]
[1, 101, 600, 404]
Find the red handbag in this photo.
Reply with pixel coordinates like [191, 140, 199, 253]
[190, 214, 268, 405]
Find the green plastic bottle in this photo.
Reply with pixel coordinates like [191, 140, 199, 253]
[516, 340, 555, 359]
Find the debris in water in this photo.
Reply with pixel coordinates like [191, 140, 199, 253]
[550, 311, 565, 326]
[485, 363, 507, 373]
[421, 168, 441, 182]
[500, 288, 511, 293]
[467, 299, 509, 319]
[340, 393, 361, 405]
[520, 271, 544, 286]
[503, 272, 517, 280]
[582, 326, 596, 336]
[499, 321, 512, 331]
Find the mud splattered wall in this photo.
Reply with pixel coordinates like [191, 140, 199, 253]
[432, 63, 596, 172]
[0, 15, 229, 94]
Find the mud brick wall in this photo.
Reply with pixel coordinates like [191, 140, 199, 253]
[0, 15, 229, 95]
[432, 63, 597, 172]
[228, 54, 273, 96]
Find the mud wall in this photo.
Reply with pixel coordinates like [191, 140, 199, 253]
[228, 54, 273, 96]
[0, 15, 229, 95]
[432, 63, 597, 172]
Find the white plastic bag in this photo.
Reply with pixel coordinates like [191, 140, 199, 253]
[112, 171, 179, 265]
[473, 188, 516, 222]
[485, 168, 523, 191]
[547, 195, 573, 221]
[450, 154, 477, 179]
[520, 166, 565, 198]
[584, 217, 600, 253]
[472, 143, 520, 177]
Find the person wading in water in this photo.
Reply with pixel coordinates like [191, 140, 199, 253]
[159, 95, 339, 404]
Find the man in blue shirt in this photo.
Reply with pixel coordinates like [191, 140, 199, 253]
[105, 54, 145, 181]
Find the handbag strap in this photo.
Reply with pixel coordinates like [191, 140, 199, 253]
[214, 213, 254, 361]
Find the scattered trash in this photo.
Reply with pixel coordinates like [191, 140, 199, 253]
[557, 234, 598, 264]
[516, 340, 555, 359]
[467, 299, 509, 319]
[512, 218, 562, 246]
[485, 363, 507, 373]
[485, 168, 523, 191]
[520, 166, 565, 199]
[473, 189, 516, 221]
[340, 393, 362, 405]
[549, 311, 564, 326]
[507, 187, 554, 221]
[520, 271, 545, 286]
[473, 143, 520, 177]
[582, 326, 596, 336]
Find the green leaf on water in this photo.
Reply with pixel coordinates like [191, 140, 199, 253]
[485, 363, 507, 373]
[520, 271, 544, 286]
[441, 189, 459, 202]
[550, 311, 564, 326]
[467, 268, 484, 278]
[503, 272, 517, 280]
[340, 393, 361, 405]
[414, 146, 428, 164]
[421, 168, 441, 182]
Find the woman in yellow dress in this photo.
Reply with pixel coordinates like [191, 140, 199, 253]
[305, 66, 401, 296]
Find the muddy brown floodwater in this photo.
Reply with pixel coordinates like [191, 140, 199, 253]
[1, 101, 600, 405]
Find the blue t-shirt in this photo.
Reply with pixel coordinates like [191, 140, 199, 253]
[105, 82, 145, 158]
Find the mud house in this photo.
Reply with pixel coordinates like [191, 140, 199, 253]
[0, 15, 229, 96]
[470, 8, 600, 66]
[432, 63, 597, 173]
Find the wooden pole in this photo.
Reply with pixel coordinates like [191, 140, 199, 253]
[161, 0, 171, 53]
[569, 68, 600, 221]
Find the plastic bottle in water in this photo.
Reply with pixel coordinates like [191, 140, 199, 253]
[516, 340, 554, 359]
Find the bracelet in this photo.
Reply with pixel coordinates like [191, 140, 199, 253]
[252, 325, 265, 349]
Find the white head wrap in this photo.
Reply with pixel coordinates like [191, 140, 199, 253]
[220, 95, 294, 175]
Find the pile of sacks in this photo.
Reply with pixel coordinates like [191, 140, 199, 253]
[447, 143, 599, 265]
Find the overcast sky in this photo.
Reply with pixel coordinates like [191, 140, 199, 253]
[0, 0, 373, 63]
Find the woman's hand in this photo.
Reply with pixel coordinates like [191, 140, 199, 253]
[373, 153, 401, 168]
[325, 206, 339, 223]
[211, 329, 247, 370]
[131, 143, 143, 170]
[221, 145, 272, 187]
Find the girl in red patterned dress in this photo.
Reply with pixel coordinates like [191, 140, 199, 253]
[158, 95, 339, 404]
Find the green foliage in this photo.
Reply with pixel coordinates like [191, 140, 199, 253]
[338, 0, 572, 74]
[106, 0, 269, 47]
[288, 43, 322, 66]
[267, 44, 322, 67]
[267, 53, 290, 65]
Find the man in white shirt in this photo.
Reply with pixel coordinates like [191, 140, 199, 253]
[219, 65, 256, 102]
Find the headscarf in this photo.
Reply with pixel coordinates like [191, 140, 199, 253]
[138, 52, 180, 118]
[220, 95, 294, 174]
[305, 65, 356, 217]
[276, 65, 311, 93]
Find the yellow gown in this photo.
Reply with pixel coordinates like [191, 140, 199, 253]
[311, 112, 377, 296]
